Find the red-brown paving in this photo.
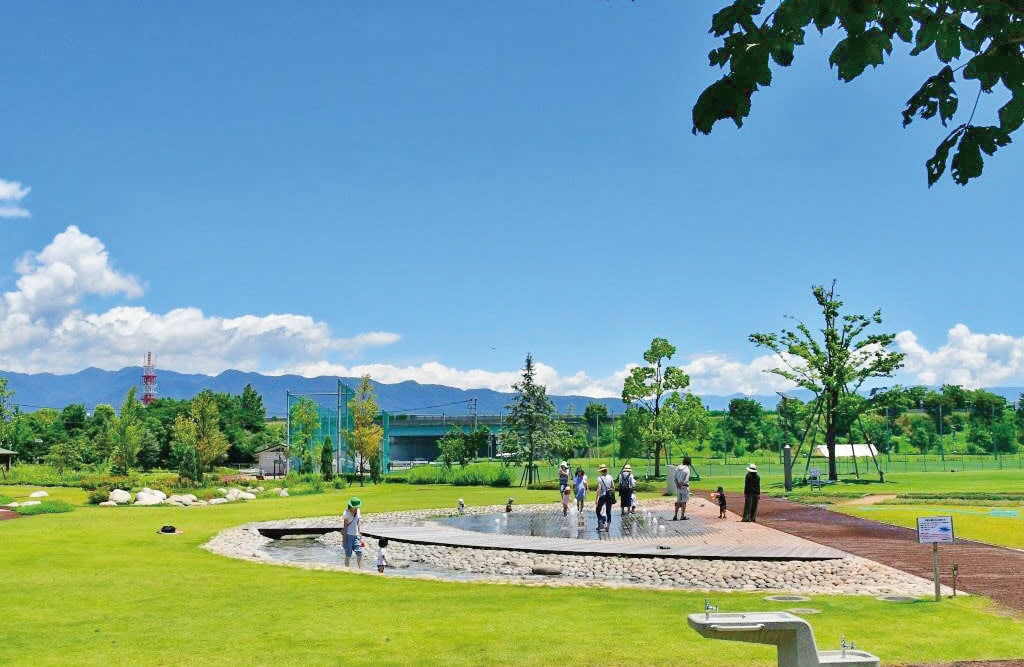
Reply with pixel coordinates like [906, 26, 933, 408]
[722, 493, 1024, 615]
[0, 509, 19, 521]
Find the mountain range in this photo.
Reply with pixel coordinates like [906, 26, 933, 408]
[3, 367, 1022, 417]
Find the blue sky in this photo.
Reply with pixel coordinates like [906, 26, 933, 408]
[1, 2, 1021, 397]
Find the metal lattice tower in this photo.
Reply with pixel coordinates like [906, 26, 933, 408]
[142, 352, 157, 405]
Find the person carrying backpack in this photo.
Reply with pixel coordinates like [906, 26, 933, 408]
[618, 464, 636, 516]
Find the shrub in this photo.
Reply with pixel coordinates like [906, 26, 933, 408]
[80, 475, 139, 491]
[87, 488, 112, 505]
[2, 464, 89, 488]
[0, 494, 12, 505]
[14, 500, 74, 515]
[331, 477, 347, 489]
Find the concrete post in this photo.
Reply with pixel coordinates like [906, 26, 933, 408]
[783, 445, 793, 492]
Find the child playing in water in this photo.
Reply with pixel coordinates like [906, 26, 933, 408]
[711, 486, 727, 519]
[562, 485, 572, 516]
[376, 537, 389, 573]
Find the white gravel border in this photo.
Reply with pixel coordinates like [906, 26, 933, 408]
[202, 503, 950, 596]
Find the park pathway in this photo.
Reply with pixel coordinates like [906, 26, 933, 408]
[729, 493, 1024, 614]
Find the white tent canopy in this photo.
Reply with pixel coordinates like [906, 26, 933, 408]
[812, 443, 878, 458]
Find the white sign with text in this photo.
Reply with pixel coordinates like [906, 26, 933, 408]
[917, 515, 955, 544]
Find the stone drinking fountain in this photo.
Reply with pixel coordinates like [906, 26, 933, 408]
[687, 599, 880, 667]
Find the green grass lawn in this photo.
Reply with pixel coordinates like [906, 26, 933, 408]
[691, 468, 1024, 499]
[839, 503, 1024, 550]
[1, 484, 1022, 666]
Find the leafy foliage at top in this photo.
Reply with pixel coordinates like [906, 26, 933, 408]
[694, 1, 1024, 185]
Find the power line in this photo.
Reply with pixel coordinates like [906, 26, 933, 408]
[391, 398, 477, 414]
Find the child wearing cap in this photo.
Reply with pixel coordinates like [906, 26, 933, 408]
[343, 497, 363, 568]
[561, 485, 572, 516]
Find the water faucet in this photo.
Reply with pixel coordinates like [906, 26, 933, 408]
[704, 598, 718, 620]
[840, 635, 848, 658]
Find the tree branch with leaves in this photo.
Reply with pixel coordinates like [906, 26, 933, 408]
[695, 1, 1024, 185]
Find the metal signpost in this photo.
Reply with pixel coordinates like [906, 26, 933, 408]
[917, 516, 955, 601]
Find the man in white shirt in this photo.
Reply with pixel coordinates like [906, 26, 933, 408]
[673, 456, 691, 521]
[342, 497, 363, 568]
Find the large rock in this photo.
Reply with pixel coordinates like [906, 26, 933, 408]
[134, 491, 163, 506]
[278, 489, 289, 497]
[29, 490, 49, 498]
[208, 498, 229, 505]
[17, 500, 41, 507]
[237, 491, 256, 501]
[98, 501, 118, 507]
[531, 564, 563, 576]
[184, 494, 198, 503]
[139, 488, 167, 501]
[109, 489, 131, 504]
[225, 488, 242, 501]
[166, 495, 194, 506]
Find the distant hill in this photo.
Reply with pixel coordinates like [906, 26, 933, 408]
[0, 366, 801, 416]
[5, 367, 1018, 416]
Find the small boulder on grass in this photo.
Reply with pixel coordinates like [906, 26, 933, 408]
[29, 491, 49, 498]
[237, 491, 256, 501]
[98, 501, 118, 507]
[134, 491, 163, 506]
[109, 489, 131, 504]
[208, 498, 229, 505]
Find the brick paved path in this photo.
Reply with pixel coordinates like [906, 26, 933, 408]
[729, 493, 1024, 614]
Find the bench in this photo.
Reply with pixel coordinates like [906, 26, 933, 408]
[688, 610, 879, 667]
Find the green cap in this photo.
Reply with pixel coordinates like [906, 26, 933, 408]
[348, 497, 362, 508]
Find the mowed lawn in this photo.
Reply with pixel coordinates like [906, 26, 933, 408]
[695, 468, 1024, 498]
[839, 503, 1024, 550]
[1, 483, 1023, 666]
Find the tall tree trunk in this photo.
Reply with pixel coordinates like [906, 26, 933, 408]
[827, 391, 838, 481]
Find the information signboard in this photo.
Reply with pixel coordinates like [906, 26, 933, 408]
[917, 516, 955, 544]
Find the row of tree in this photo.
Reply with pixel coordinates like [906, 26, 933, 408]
[0, 378, 272, 481]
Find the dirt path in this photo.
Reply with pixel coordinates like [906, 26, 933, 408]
[0, 509, 19, 521]
[725, 493, 1024, 614]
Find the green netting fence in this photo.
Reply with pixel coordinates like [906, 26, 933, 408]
[286, 380, 390, 474]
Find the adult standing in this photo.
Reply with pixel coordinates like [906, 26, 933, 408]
[672, 456, 692, 521]
[617, 464, 636, 516]
[595, 464, 614, 530]
[573, 467, 588, 513]
[742, 464, 761, 523]
[342, 497, 363, 568]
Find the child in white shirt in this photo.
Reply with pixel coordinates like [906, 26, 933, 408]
[376, 537, 389, 574]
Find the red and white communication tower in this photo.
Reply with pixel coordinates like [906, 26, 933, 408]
[142, 352, 157, 405]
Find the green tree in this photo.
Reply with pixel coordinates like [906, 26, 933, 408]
[60, 404, 87, 436]
[504, 354, 557, 485]
[0, 377, 13, 449]
[45, 440, 84, 474]
[110, 388, 145, 476]
[622, 338, 691, 477]
[583, 401, 610, 449]
[172, 414, 202, 485]
[320, 435, 334, 481]
[239, 384, 266, 432]
[616, 406, 648, 459]
[992, 411, 1019, 454]
[675, 393, 711, 449]
[137, 428, 161, 471]
[289, 397, 320, 473]
[695, 2, 1024, 185]
[345, 375, 384, 486]
[191, 391, 230, 471]
[751, 281, 904, 480]
[438, 426, 467, 468]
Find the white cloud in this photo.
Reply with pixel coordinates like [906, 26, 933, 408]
[0, 178, 31, 219]
[896, 324, 1024, 388]
[0, 226, 400, 374]
[7, 228, 1024, 397]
